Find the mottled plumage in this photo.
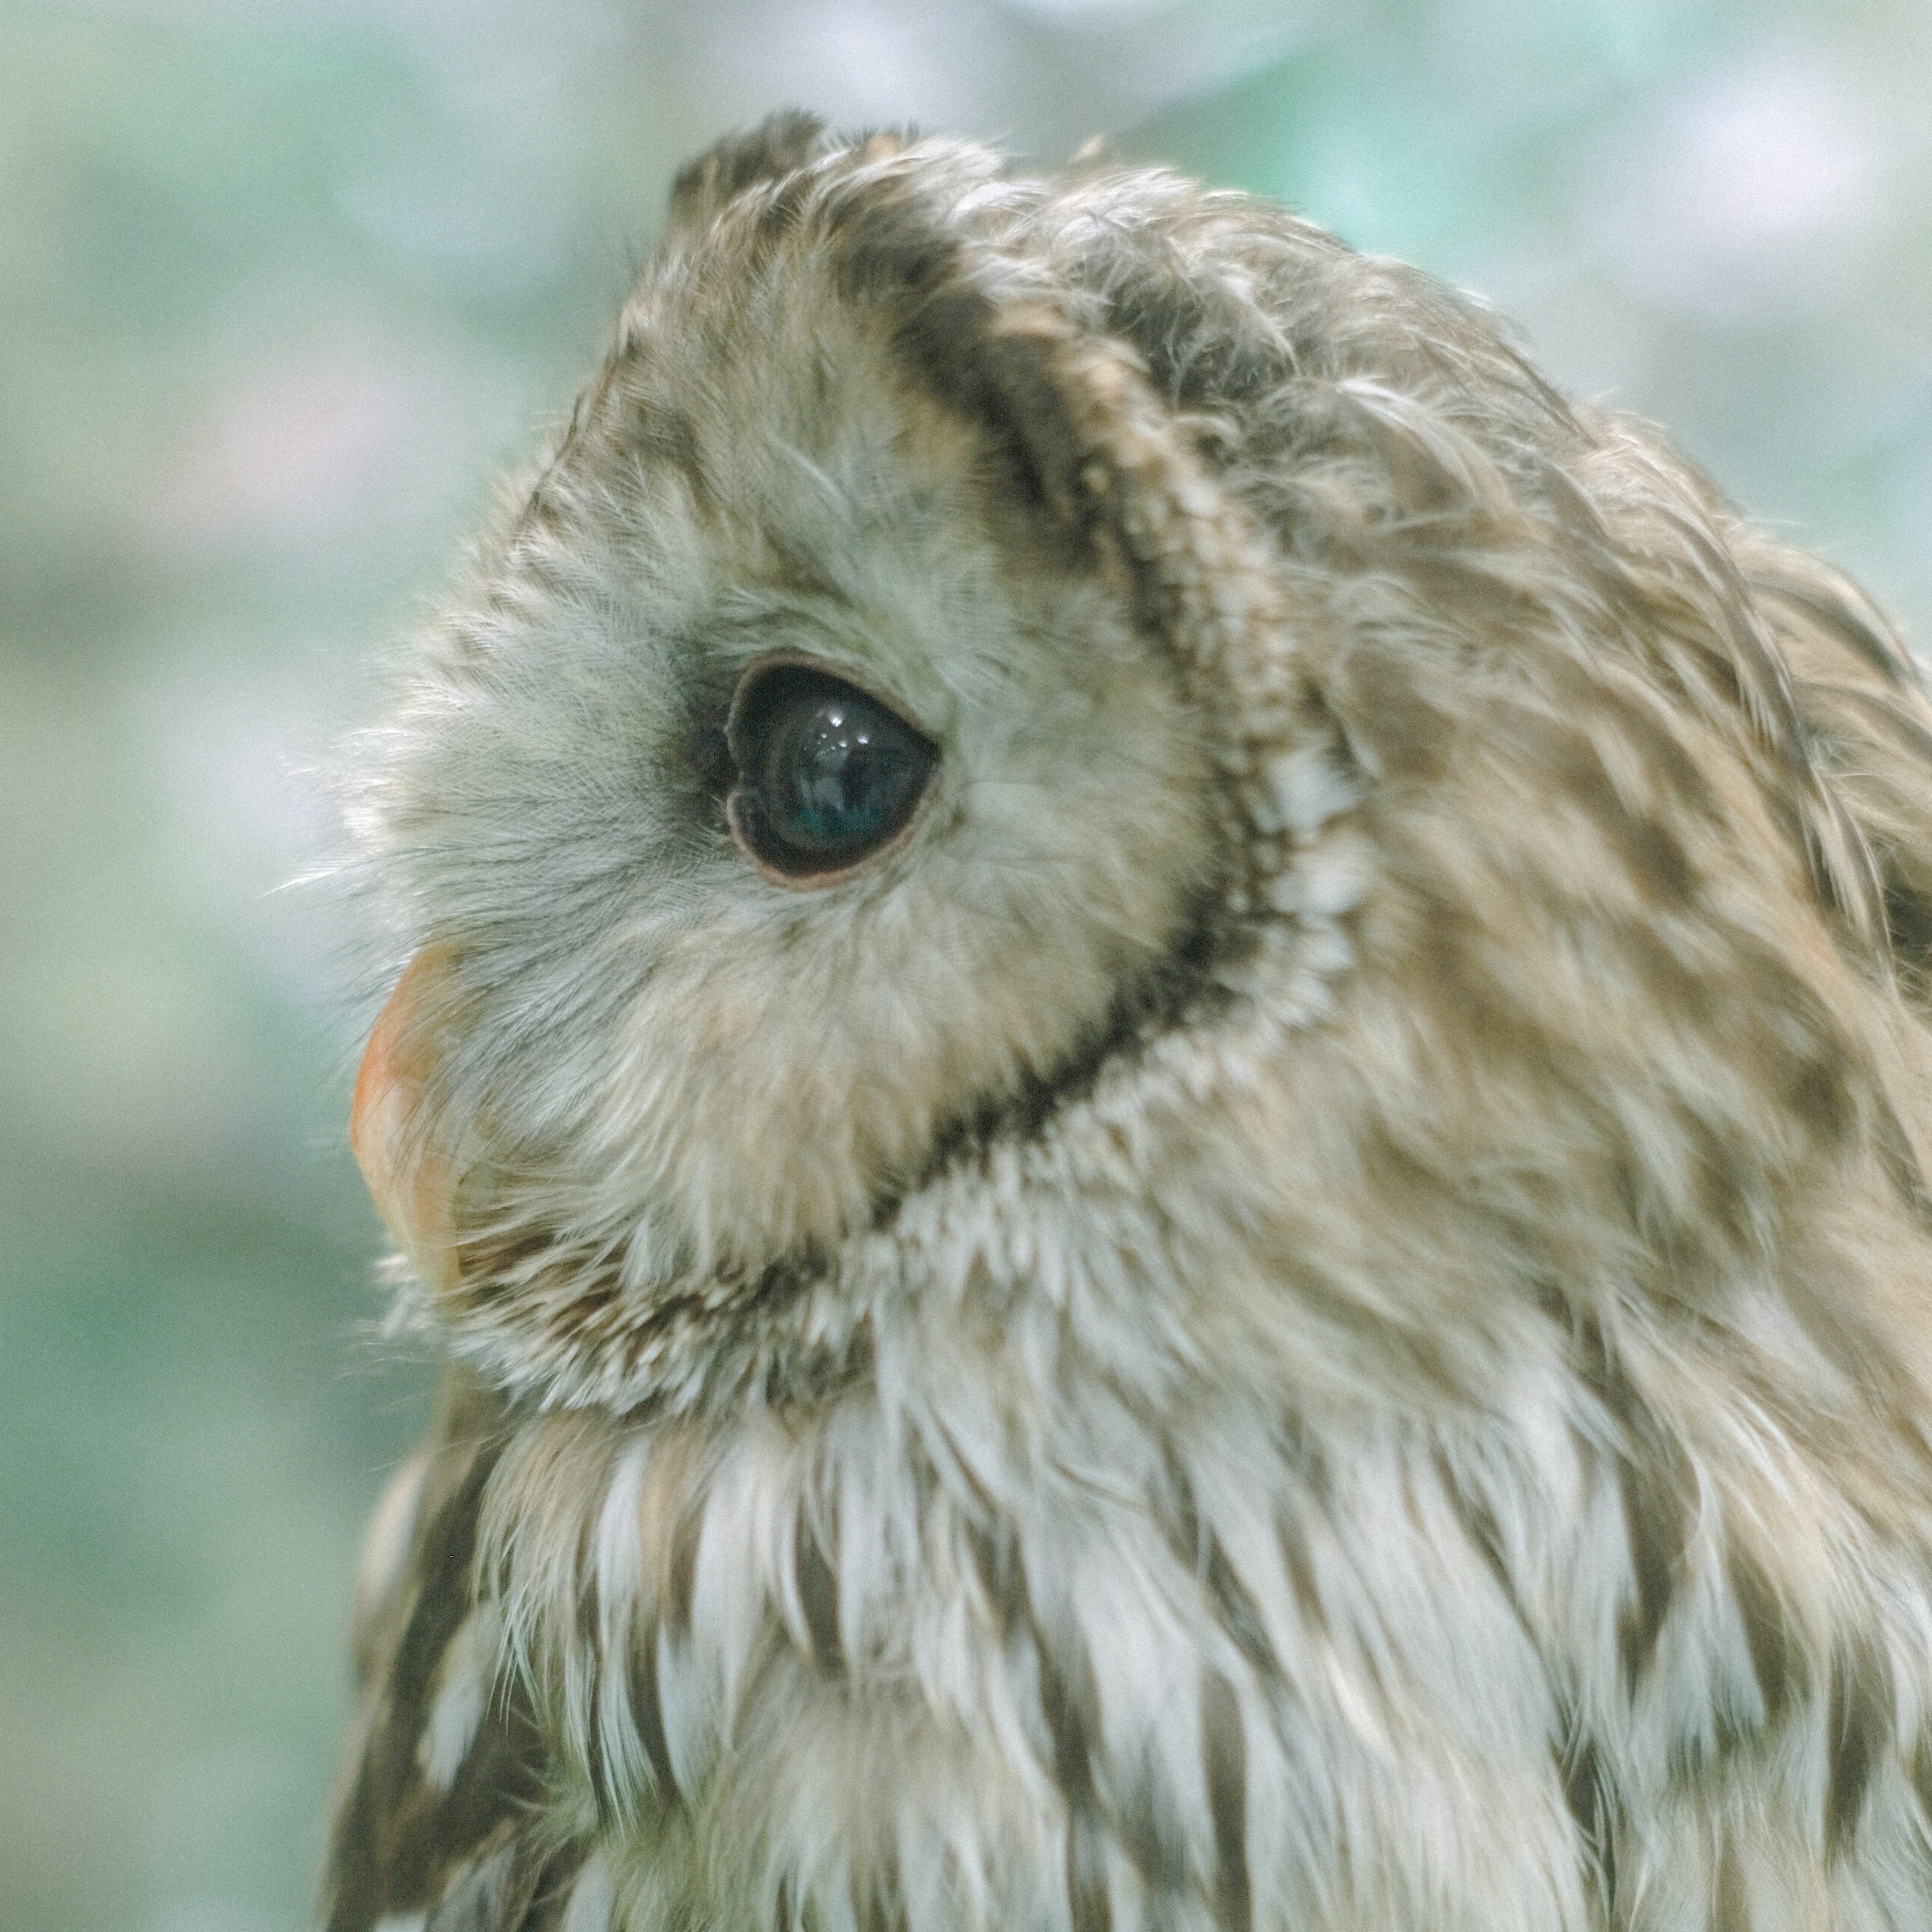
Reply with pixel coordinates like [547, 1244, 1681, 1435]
[323, 114, 1932, 1932]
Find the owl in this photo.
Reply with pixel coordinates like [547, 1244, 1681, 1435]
[322, 113, 1932, 1932]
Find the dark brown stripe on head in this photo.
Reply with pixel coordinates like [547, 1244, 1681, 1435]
[667, 111, 833, 237]
[806, 176, 1107, 555]
[835, 202, 964, 316]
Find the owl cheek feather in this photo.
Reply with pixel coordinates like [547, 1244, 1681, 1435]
[351, 946, 461, 1300]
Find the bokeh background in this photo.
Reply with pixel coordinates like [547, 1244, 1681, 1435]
[3, 1, 1928, 1926]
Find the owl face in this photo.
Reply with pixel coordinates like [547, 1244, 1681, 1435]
[350, 216, 1228, 1397]
[350, 117, 1924, 1436]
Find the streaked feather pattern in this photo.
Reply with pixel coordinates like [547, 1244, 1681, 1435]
[323, 114, 1932, 1931]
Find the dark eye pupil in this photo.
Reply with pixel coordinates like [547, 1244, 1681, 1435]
[775, 697, 903, 842]
[728, 666, 938, 877]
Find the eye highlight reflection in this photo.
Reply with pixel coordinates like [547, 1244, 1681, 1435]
[726, 662, 939, 882]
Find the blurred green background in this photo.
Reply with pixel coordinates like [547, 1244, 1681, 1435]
[2, 1, 1927, 1926]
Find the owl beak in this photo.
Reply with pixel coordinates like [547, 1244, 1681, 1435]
[351, 948, 461, 1300]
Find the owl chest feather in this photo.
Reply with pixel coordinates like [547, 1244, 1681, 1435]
[455, 1218, 1932, 1932]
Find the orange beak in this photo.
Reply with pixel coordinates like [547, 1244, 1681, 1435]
[350, 947, 460, 1299]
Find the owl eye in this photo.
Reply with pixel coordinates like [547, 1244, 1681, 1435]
[726, 662, 939, 882]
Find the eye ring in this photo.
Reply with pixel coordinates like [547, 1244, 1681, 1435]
[724, 653, 941, 888]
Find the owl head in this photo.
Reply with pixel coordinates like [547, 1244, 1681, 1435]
[347, 113, 1932, 1423]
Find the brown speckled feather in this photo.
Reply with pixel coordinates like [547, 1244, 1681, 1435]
[323, 1371, 583, 1932]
